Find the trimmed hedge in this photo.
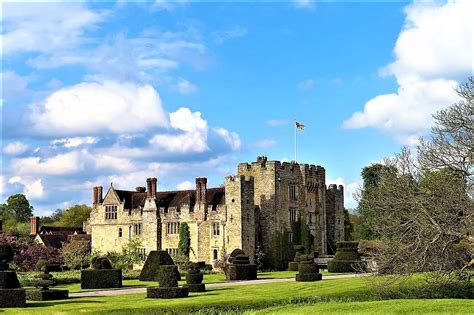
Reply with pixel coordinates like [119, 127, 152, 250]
[158, 265, 180, 288]
[26, 289, 68, 301]
[287, 262, 299, 271]
[185, 273, 203, 285]
[147, 286, 188, 299]
[296, 273, 322, 282]
[183, 283, 205, 292]
[298, 263, 319, 274]
[0, 288, 26, 308]
[0, 271, 21, 288]
[81, 269, 122, 289]
[139, 251, 174, 282]
[328, 241, 360, 273]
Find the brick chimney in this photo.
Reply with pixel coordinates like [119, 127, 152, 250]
[30, 216, 40, 236]
[146, 178, 157, 198]
[196, 177, 207, 205]
[97, 186, 103, 203]
[93, 186, 103, 205]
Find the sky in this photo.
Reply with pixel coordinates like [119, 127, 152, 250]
[1, 0, 472, 216]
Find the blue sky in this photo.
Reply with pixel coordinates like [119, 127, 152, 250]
[1, 0, 472, 215]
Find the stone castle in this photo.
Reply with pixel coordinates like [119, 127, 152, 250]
[87, 156, 345, 263]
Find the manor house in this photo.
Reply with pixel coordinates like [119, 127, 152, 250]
[87, 156, 345, 263]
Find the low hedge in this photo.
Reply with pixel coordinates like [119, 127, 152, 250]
[81, 269, 122, 289]
[327, 260, 358, 273]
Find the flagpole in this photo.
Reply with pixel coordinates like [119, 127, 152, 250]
[294, 120, 297, 162]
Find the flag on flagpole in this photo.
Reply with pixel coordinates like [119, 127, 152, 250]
[295, 121, 305, 130]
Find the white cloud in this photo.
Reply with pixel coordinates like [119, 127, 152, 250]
[297, 79, 316, 91]
[293, 0, 316, 11]
[255, 139, 277, 148]
[8, 176, 45, 200]
[10, 151, 83, 175]
[176, 79, 198, 94]
[212, 26, 248, 44]
[150, 107, 208, 153]
[214, 128, 242, 150]
[342, 0, 472, 144]
[2, 2, 106, 55]
[91, 154, 134, 172]
[3, 141, 28, 155]
[51, 136, 97, 148]
[177, 181, 194, 190]
[32, 81, 169, 136]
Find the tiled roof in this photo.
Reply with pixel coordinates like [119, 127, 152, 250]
[112, 187, 225, 210]
[39, 226, 83, 236]
[37, 234, 68, 249]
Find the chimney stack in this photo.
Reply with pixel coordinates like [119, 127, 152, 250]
[146, 178, 157, 198]
[93, 186, 103, 205]
[196, 177, 207, 205]
[30, 216, 40, 236]
[97, 186, 103, 203]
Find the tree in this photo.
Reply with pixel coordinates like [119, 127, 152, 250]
[343, 209, 354, 241]
[356, 164, 397, 239]
[56, 205, 91, 227]
[178, 222, 191, 258]
[4, 194, 33, 223]
[61, 239, 91, 270]
[419, 76, 473, 194]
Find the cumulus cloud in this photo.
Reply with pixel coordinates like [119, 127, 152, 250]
[3, 141, 28, 155]
[51, 137, 97, 148]
[343, 0, 472, 143]
[31, 81, 169, 136]
[214, 128, 242, 151]
[150, 107, 208, 153]
[8, 176, 45, 200]
[10, 151, 83, 175]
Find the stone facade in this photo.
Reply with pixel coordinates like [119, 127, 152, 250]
[87, 156, 344, 263]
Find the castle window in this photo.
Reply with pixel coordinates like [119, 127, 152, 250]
[289, 185, 297, 200]
[105, 205, 117, 220]
[213, 249, 218, 260]
[289, 208, 298, 223]
[166, 222, 180, 235]
[118, 228, 122, 237]
[134, 223, 142, 236]
[212, 222, 220, 236]
[136, 248, 146, 260]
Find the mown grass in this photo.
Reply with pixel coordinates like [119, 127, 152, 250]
[4, 275, 472, 314]
[29, 270, 335, 293]
[248, 299, 474, 314]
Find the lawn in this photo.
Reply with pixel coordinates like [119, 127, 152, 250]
[249, 299, 474, 314]
[41, 270, 336, 293]
[5, 276, 472, 314]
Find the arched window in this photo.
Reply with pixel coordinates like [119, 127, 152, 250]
[118, 228, 123, 237]
[213, 249, 218, 260]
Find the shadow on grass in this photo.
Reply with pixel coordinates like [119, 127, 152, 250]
[26, 297, 104, 308]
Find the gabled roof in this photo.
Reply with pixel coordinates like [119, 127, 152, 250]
[37, 234, 68, 249]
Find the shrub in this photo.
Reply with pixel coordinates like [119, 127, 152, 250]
[61, 239, 90, 270]
[178, 222, 191, 258]
[81, 269, 122, 289]
[139, 250, 174, 281]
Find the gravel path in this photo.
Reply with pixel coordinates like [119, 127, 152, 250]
[70, 273, 361, 297]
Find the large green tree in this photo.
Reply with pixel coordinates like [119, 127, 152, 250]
[4, 194, 34, 223]
[56, 205, 91, 227]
